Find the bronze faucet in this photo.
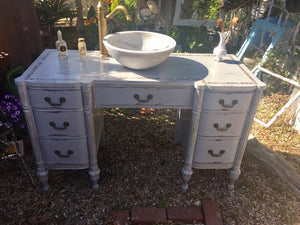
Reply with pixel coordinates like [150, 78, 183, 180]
[97, 0, 132, 57]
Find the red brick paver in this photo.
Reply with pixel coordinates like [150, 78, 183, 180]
[112, 210, 130, 225]
[167, 206, 203, 223]
[131, 207, 167, 224]
[202, 200, 224, 225]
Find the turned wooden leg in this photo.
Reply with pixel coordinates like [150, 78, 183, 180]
[228, 167, 241, 190]
[182, 165, 193, 190]
[36, 166, 49, 192]
[181, 87, 204, 190]
[89, 167, 100, 189]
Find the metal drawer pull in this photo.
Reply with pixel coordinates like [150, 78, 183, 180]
[44, 97, 66, 106]
[54, 150, 73, 158]
[208, 149, 225, 157]
[218, 99, 238, 108]
[213, 123, 232, 131]
[134, 94, 153, 103]
[49, 121, 69, 130]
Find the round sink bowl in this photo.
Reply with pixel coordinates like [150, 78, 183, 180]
[103, 31, 176, 70]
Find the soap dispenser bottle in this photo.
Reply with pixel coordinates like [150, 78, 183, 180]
[78, 38, 87, 58]
[56, 30, 68, 59]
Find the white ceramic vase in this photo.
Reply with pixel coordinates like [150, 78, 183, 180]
[213, 31, 229, 62]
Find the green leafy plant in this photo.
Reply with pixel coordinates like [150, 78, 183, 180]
[83, 0, 136, 49]
[34, 0, 76, 27]
[184, 0, 220, 21]
[83, 5, 99, 49]
[168, 25, 217, 53]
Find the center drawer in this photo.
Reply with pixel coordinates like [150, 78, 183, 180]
[34, 110, 86, 137]
[94, 86, 193, 108]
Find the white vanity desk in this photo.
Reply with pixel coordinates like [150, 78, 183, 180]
[15, 49, 265, 191]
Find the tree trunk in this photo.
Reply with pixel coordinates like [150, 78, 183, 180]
[247, 136, 300, 198]
[0, 0, 43, 68]
[159, 0, 175, 31]
[75, 0, 86, 37]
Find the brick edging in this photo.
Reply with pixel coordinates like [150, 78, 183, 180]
[111, 199, 223, 225]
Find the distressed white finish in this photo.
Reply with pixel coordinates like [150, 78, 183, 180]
[103, 31, 176, 70]
[213, 32, 229, 62]
[15, 49, 265, 191]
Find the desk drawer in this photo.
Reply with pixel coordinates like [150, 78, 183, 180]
[203, 92, 253, 111]
[40, 138, 89, 168]
[198, 112, 247, 137]
[94, 86, 193, 108]
[193, 137, 239, 164]
[34, 110, 86, 137]
[28, 88, 83, 109]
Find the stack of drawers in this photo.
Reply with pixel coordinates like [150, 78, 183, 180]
[28, 87, 89, 169]
[192, 90, 254, 169]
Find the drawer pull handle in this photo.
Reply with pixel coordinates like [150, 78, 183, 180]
[208, 149, 225, 157]
[134, 94, 153, 103]
[49, 121, 69, 130]
[44, 97, 66, 106]
[213, 123, 232, 131]
[218, 99, 238, 108]
[54, 150, 73, 158]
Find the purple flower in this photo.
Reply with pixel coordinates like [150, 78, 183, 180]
[4, 122, 12, 128]
[1, 94, 26, 137]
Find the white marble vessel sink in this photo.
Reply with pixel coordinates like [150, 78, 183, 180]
[103, 31, 176, 70]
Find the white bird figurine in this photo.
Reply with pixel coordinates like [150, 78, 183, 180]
[213, 31, 230, 62]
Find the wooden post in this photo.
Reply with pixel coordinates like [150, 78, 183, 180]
[0, 0, 42, 68]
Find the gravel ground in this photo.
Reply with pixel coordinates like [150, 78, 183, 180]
[0, 108, 299, 225]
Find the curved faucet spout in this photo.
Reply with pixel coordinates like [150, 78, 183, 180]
[97, 1, 132, 57]
[106, 5, 132, 21]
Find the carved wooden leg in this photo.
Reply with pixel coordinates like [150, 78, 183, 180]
[182, 165, 193, 190]
[82, 83, 101, 189]
[36, 166, 49, 192]
[228, 167, 241, 190]
[181, 87, 204, 190]
[89, 167, 100, 189]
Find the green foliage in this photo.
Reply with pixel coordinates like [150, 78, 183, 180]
[261, 49, 299, 96]
[83, 6, 99, 50]
[185, 0, 220, 21]
[168, 25, 217, 53]
[34, 0, 75, 26]
[112, 0, 137, 30]
[87, 5, 97, 19]
[205, 0, 220, 21]
[110, 0, 119, 11]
